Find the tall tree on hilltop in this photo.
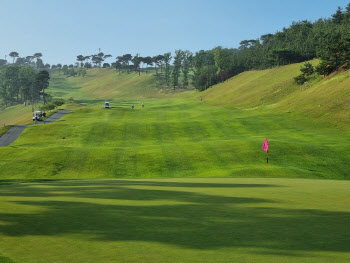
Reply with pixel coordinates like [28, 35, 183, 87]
[182, 50, 192, 87]
[77, 55, 85, 68]
[97, 52, 104, 68]
[9, 52, 19, 64]
[344, 3, 350, 23]
[35, 70, 50, 104]
[26, 56, 35, 66]
[114, 60, 123, 74]
[115, 56, 124, 72]
[122, 54, 132, 73]
[143, 56, 152, 73]
[33, 53, 42, 61]
[164, 52, 172, 86]
[132, 54, 142, 76]
[1, 65, 20, 104]
[104, 54, 112, 61]
[19, 66, 36, 103]
[92, 53, 105, 68]
[332, 6, 344, 24]
[171, 50, 183, 89]
[84, 56, 91, 64]
[157, 54, 165, 72]
[153, 55, 165, 75]
[36, 59, 44, 69]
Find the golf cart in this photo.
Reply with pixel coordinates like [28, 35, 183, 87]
[104, 101, 110, 109]
[33, 111, 43, 121]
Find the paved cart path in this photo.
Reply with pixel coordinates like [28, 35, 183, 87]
[0, 110, 70, 147]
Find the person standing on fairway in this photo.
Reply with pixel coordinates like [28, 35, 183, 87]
[142, 102, 144, 108]
[132, 104, 134, 110]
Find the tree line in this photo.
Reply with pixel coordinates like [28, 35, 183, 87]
[0, 52, 50, 69]
[0, 65, 50, 107]
[1, 2, 349, 105]
[74, 3, 350, 91]
[191, 3, 350, 90]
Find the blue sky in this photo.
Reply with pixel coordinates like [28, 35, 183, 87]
[0, 0, 349, 65]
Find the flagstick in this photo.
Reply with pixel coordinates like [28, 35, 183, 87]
[267, 150, 268, 176]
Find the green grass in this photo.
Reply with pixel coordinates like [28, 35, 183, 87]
[0, 178, 349, 263]
[202, 60, 350, 128]
[49, 68, 195, 101]
[2, 63, 350, 262]
[1, 98, 350, 179]
[0, 104, 34, 134]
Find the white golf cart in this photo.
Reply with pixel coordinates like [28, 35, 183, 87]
[104, 101, 110, 109]
[33, 111, 43, 121]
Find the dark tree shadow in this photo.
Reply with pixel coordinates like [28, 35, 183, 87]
[0, 180, 349, 256]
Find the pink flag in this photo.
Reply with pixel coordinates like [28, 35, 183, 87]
[262, 138, 269, 152]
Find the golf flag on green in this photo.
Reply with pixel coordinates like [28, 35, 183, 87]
[262, 138, 269, 174]
[262, 138, 268, 152]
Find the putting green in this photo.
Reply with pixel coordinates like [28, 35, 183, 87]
[0, 178, 349, 263]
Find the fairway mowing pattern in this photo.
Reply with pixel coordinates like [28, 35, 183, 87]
[0, 178, 349, 263]
[1, 99, 350, 179]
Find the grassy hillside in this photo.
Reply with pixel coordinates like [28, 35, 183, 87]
[202, 60, 350, 128]
[0, 104, 36, 127]
[49, 68, 194, 101]
[0, 68, 179, 134]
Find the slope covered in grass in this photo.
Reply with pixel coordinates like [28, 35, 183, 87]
[49, 68, 194, 101]
[202, 60, 350, 128]
[0, 104, 34, 135]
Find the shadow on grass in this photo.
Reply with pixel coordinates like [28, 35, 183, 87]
[0, 254, 17, 263]
[0, 180, 349, 255]
[0, 179, 73, 186]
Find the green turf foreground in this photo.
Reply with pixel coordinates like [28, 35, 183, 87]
[0, 178, 349, 263]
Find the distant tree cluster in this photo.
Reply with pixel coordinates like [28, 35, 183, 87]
[1, 3, 349, 101]
[66, 3, 350, 91]
[110, 51, 193, 90]
[0, 52, 50, 69]
[0, 65, 50, 107]
[191, 4, 350, 90]
[76, 51, 112, 69]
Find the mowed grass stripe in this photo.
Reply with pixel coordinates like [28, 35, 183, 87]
[1, 99, 350, 179]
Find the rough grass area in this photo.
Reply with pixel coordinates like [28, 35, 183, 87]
[0, 125, 12, 138]
[1, 99, 350, 179]
[49, 68, 194, 101]
[0, 178, 349, 263]
[202, 60, 350, 128]
[0, 104, 33, 128]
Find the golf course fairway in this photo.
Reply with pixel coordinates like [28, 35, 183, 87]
[1, 98, 350, 179]
[1, 63, 350, 262]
